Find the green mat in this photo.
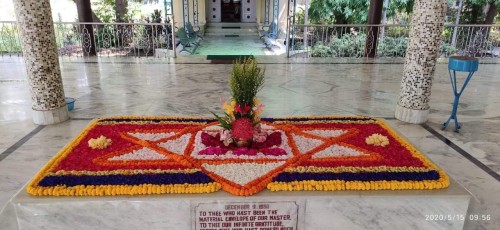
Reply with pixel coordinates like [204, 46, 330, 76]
[206, 55, 254, 60]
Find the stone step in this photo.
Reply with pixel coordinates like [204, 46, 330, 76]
[205, 28, 258, 33]
[204, 32, 258, 37]
[206, 22, 257, 28]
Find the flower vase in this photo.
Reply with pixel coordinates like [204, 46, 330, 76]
[232, 118, 254, 147]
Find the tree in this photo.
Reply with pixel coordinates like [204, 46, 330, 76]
[459, 0, 500, 24]
[71, 0, 102, 23]
[115, 0, 128, 22]
[450, 0, 500, 56]
[308, 0, 369, 24]
[75, 0, 97, 56]
[308, 0, 414, 24]
[91, 0, 142, 23]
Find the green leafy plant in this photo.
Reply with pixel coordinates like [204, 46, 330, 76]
[311, 43, 332, 57]
[329, 33, 366, 57]
[377, 36, 408, 57]
[212, 58, 266, 130]
[440, 42, 457, 56]
[229, 58, 265, 111]
[211, 111, 232, 130]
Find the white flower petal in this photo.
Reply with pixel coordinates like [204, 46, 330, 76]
[202, 162, 285, 186]
[109, 147, 169, 161]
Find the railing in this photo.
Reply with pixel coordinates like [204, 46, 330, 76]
[0, 21, 176, 58]
[289, 24, 500, 58]
[2, 21, 499, 59]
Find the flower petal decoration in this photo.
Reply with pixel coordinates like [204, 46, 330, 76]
[88, 135, 112, 149]
[366, 133, 390, 147]
[27, 116, 449, 197]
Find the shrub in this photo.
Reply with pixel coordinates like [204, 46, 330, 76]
[377, 36, 408, 57]
[329, 33, 366, 57]
[310, 43, 332, 57]
[440, 42, 457, 56]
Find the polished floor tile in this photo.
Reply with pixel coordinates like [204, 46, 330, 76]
[0, 57, 499, 229]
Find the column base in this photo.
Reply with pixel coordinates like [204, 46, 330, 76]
[395, 104, 429, 124]
[32, 106, 69, 125]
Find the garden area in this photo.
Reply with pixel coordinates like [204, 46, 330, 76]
[290, 0, 500, 58]
[0, 0, 174, 57]
[291, 25, 500, 58]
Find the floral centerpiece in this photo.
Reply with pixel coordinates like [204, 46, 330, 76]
[212, 58, 266, 147]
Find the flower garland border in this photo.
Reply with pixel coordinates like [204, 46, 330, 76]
[266, 118, 450, 192]
[27, 116, 223, 196]
[27, 116, 450, 196]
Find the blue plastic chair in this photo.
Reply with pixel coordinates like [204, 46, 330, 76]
[442, 56, 479, 132]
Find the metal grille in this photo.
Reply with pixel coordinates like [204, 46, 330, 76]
[193, 0, 199, 25]
[264, 0, 270, 24]
[182, 0, 190, 28]
[272, 0, 280, 35]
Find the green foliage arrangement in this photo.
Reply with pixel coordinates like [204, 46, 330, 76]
[212, 58, 266, 130]
[229, 58, 265, 109]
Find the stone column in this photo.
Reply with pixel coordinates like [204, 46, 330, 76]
[395, 0, 447, 124]
[13, 0, 69, 125]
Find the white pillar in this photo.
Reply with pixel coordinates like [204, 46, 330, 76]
[395, 0, 447, 124]
[13, 0, 69, 125]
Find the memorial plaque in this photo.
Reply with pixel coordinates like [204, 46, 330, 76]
[192, 201, 300, 230]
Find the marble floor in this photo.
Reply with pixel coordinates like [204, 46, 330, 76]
[0, 56, 499, 229]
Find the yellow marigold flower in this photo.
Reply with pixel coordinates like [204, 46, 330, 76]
[224, 104, 234, 115]
[253, 98, 260, 105]
[223, 99, 237, 120]
[365, 133, 390, 147]
[88, 135, 112, 149]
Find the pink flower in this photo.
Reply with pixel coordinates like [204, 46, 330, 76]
[253, 123, 262, 133]
[261, 148, 287, 156]
[252, 132, 281, 149]
[252, 124, 268, 143]
[199, 147, 229, 155]
[201, 132, 224, 147]
[233, 147, 257, 156]
[220, 130, 234, 146]
[255, 134, 267, 143]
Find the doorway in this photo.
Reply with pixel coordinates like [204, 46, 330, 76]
[221, 0, 241, 22]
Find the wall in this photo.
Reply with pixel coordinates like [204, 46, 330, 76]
[171, 0, 308, 27]
[173, 0, 206, 27]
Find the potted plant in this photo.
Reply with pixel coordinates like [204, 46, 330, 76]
[212, 58, 266, 147]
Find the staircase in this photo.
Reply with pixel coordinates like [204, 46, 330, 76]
[204, 22, 258, 37]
